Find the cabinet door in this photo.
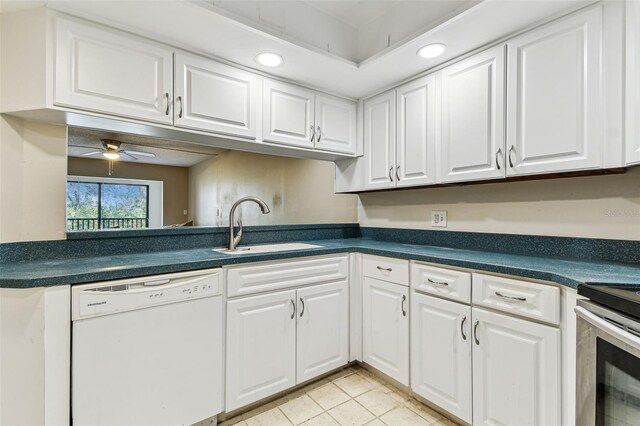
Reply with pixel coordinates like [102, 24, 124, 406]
[55, 17, 173, 124]
[506, 7, 603, 175]
[314, 94, 357, 155]
[362, 277, 409, 385]
[627, 0, 640, 165]
[472, 308, 561, 426]
[411, 292, 472, 423]
[174, 52, 258, 138]
[226, 290, 296, 411]
[364, 90, 396, 190]
[297, 281, 349, 383]
[440, 46, 506, 183]
[263, 79, 315, 148]
[396, 75, 437, 187]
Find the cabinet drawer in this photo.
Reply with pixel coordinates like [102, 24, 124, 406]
[226, 254, 348, 298]
[363, 255, 409, 286]
[472, 273, 560, 325]
[411, 262, 471, 303]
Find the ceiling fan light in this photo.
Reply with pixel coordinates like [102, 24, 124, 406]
[103, 152, 120, 160]
[417, 43, 446, 59]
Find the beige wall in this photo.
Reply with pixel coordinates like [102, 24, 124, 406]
[358, 168, 640, 240]
[0, 116, 67, 243]
[68, 157, 190, 226]
[189, 151, 358, 226]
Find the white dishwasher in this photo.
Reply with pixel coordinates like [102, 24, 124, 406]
[71, 269, 223, 426]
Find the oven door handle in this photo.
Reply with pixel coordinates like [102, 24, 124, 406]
[575, 306, 640, 350]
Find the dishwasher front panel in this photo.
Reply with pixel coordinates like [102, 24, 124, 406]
[72, 295, 223, 426]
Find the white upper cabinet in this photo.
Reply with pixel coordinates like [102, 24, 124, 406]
[472, 307, 561, 426]
[506, 6, 603, 175]
[174, 52, 258, 139]
[263, 81, 356, 154]
[439, 45, 506, 183]
[296, 281, 349, 383]
[411, 292, 472, 424]
[225, 290, 297, 412]
[364, 90, 396, 190]
[362, 277, 409, 385]
[627, 0, 640, 165]
[396, 75, 437, 187]
[55, 17, 173, 124]
[263, 79, 316, 149]
[315, 94, 357, 155]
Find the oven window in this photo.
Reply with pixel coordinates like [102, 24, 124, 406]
[596, 338, 640, 426]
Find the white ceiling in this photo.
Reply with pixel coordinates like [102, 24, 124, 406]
[8, 0, 588, 99]
[68, 128, 223, 167]
[305, 0, 400, 29]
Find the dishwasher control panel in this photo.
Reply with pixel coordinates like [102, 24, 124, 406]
[72, 269, 221, 320]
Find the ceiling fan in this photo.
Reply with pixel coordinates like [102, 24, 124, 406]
[79, 139, 156, 161]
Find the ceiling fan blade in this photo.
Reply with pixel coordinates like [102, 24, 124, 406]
[80, 151, 103, 156]
[123, 150, 156, 158]
[120, 152, 138, 161]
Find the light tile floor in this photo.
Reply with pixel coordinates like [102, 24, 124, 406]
[220, 365, 462, 426]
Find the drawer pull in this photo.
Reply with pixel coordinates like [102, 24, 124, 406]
[377, 266, 393, 272]
[495, 291, 527, 302]
[427, 278, 449, 286]
[460, 315, 467, 341]
[401, 295, 407, 317]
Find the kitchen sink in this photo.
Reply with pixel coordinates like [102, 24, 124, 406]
[213, 242, 322, 255]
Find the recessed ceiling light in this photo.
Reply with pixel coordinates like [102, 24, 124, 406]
[255, 52, 283, 67]
[417, 43, 446, 59]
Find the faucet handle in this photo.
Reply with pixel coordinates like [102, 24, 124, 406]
[233, 219, 243, 248]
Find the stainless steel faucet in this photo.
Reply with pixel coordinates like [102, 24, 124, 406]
[228, 197, 271, 251]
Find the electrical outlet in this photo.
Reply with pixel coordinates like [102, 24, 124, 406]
[431, 210, 448, 227]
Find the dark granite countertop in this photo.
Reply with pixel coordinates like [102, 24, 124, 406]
[2, 237, 640, 289]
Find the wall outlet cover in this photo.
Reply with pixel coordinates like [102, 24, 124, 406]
[431, 211, 448, 227]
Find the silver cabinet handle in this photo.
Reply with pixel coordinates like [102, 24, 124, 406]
[473, 320, 480, 345]
[377, 266, 392, 272]
[395, 165, 400, 181]
[401, 295, 407, 317]
[176, 95, 183, 118]
[388, 166, 394, 182]
[299, 297, 305, 317]
[310, 125, 316, 142]
[508, 145, 515, 168]
[461, 315, 467, 341]
[164, 92, 170, 115]
[427, 278, 449, 286]
[495, 291, 527, 302]
[316, 126, 322, 143]
[496, 148, 502, 170]
[290, 299, 296, 319]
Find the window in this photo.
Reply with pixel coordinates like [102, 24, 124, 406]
[67, 176, 162, 231]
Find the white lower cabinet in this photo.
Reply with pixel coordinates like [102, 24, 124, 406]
[411, 292, 472, 424]
[362, 277, 409, 385]
[472, 307, 561, 426]
[226, 261, 349, 412]
[226, 290, 297, 412]
[297, 281, 349, 383]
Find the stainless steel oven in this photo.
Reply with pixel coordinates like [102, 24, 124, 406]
[576, 285, 640, 426]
